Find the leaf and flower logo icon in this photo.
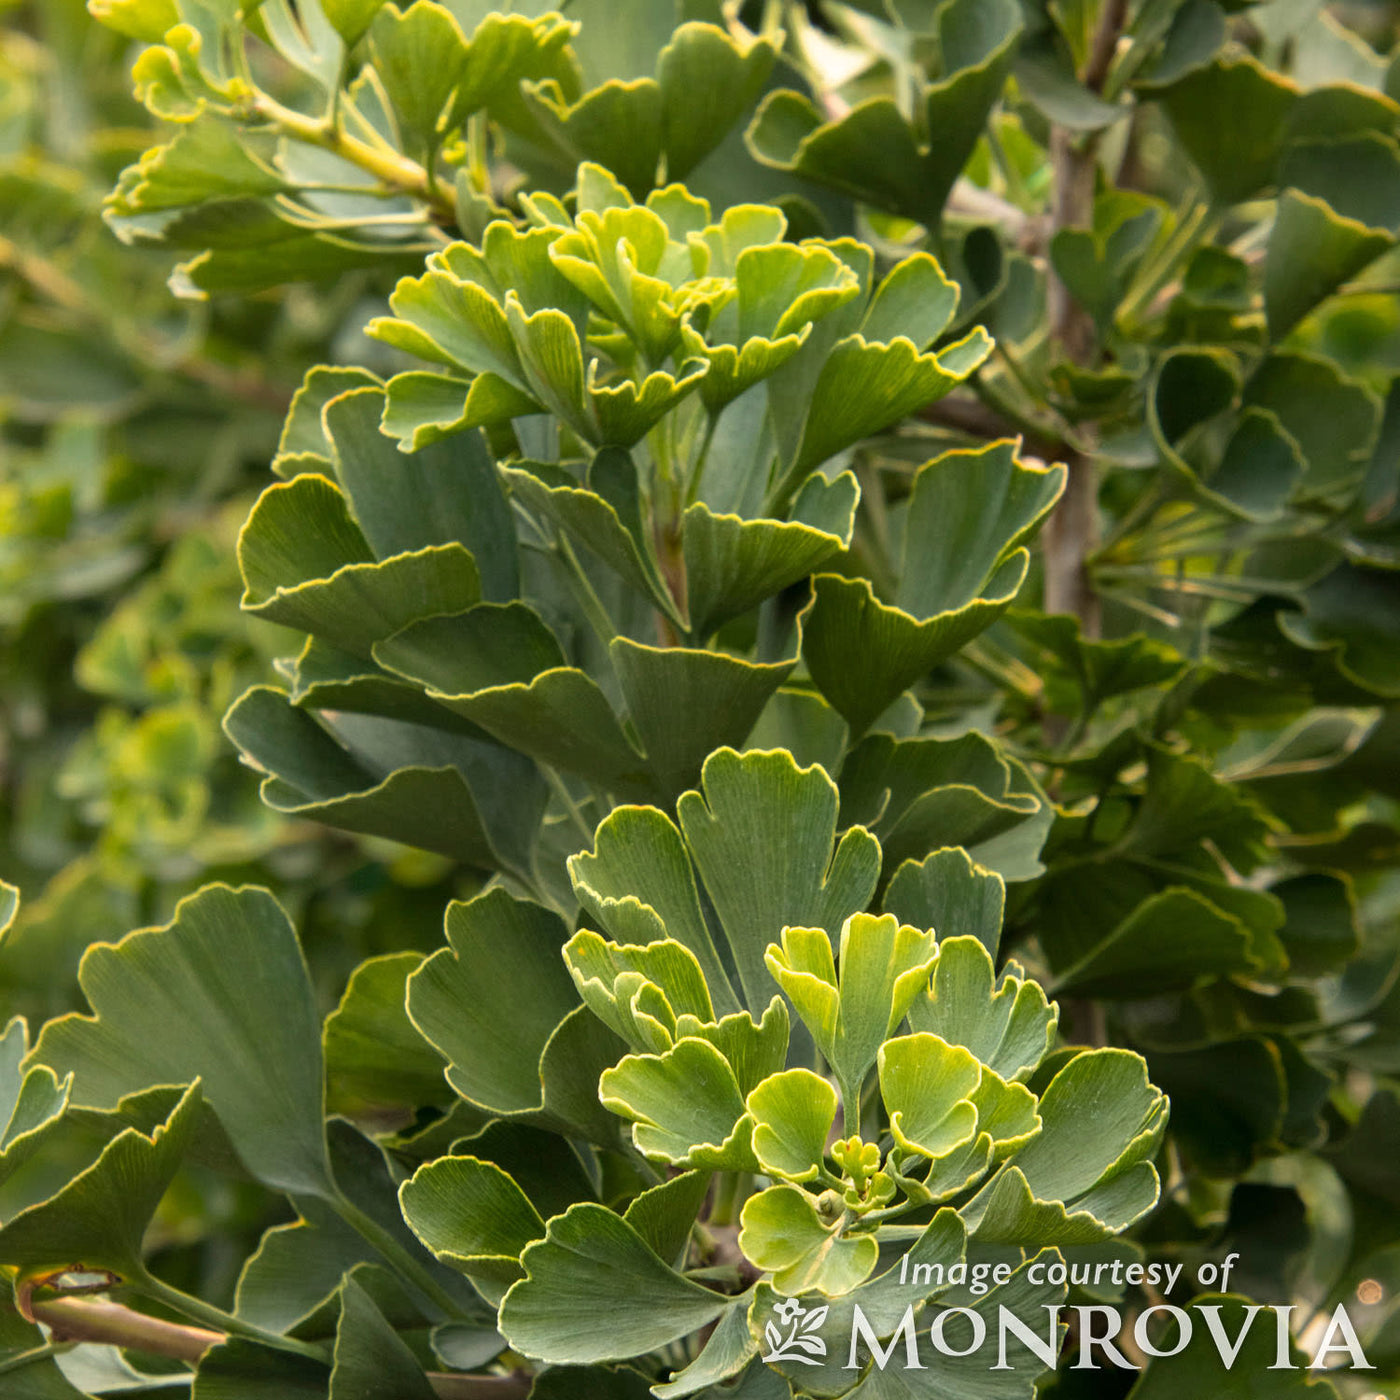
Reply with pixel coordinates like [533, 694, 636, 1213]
[761, 1297, 829, 1365]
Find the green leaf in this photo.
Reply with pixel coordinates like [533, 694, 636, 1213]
[502, 452, 680, 625]
[381, 369, 540, 450]
[767, 914, 937, 1095]
[1266, 190, 1393, 339]
[192, 1339, 329, 1399]
[804, 442, 1064, 735]
[621, 1169, 711, 1265]
[329, 1275, 437, 1400]
[1161, 54, 1298, 203]
[676, 748, 882, 1011]
[738, 1184, 879, 1296]
[1123, 747, 1278, 872]
[369, 3, 574, 157]
[562, 930, 713, 1052]
[839, 732, 1043, 875]
[1018, 30, 1129, 130]
[1146, 1039, 1285, 1177]
[1282, 561, 1400, 696]
[657, 23, 777, 180]
[966, 1049, 1166, 1242]
[789, 328, 993, 481]
[107, 119, 285, 215]
[274, 366, 382, 477]
[324, 953, 450, 1117]
[372, 269, 526, 384]
[1050, 193, 1165, 329]
[0, 1017, 70, 1177]
[320, 0, 384, 45]
[323, 387, 518, 600]
[599, 1037, 758, 1170]
[610, 637, 795, 801]
[909, 937, 1057, 1083]
[568, 806, 739, 1016]
[521, 80, 665, 199]
[1048, 887, 1260, 998]
[0, 1082, 198, 1282]
[879, 1033, 981, 1162]
[236, 1118, 471, 1336]
[679, 1000, 790, 1098]
[747, 1069, 838, 1182]
[32, 886, 333, 1197]
[1246, 353, 1382, 505]
[1279, 130, 1400, 233]
[238, 476, 483, 656]
[1273, 873, 1360, 978]
[88, 0, 179, 42]
[653, 1294, 756, 1398]
[407, 889, 621, 1142]
[1005, 611, 1187, 710]
[224, 686, 543, 872]
[547, 205, 680, 362]
[372, 604, 650, 793]
[499, 1204, 730, 1363]
[399, 1155, 545, 1304]
[681, 471, 860, 641]
[745, 0, 1022, 226]
[882, 849, 1006, 958]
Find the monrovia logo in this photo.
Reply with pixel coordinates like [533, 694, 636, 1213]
[758, 1294, 1376, 1376]
[762, 1298, 829, 1365]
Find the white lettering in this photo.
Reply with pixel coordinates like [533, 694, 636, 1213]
[1270, 1305, 1298, 1370]
[1197, 1304, 1265, 1369]
[992, 1305, 1062, 1371]
[1135, 1305, 1192, 1359]
[1309, 1305, 1374, 1371]
[847, 1305, 924, 1371]
[1073, 1306, 1137, 1370]
[929, 1307, 986, 1358]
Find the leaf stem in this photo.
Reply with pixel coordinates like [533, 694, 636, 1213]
[0, 1339, 74, 1373]
[129, 1270, 328, 1362]
[249, 93, 455, 221]
[542, 764, 595, 844]
[553, 530, 618, 646]
[330, 1193, 468, 1321]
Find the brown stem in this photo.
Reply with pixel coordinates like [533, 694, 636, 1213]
[1042, 447, 1100, 634]
[33, 1297, 221, 1363]
[26, 1298, 530, 1399]
[1040, 0, 1127, 639]
[920, 396, 1066, 462]
[1084, 0, 1129, 90]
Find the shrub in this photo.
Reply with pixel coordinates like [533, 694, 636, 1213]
[1, 0, 1399, 1397]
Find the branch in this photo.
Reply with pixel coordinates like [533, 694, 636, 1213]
[27, 1297, 530, 1399]
[919, 395, 1066, 462]
[1083, 0, 1129, 91]
[34, 1297, 220, 1364]
[1040, 0, 1129, 638]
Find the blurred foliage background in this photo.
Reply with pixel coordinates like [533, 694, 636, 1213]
[0, 0, 474, 1030]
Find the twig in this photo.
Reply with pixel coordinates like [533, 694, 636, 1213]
[32, 1297, 221, 1364]
[920, 394, 1067, 462]
[26, 1297, 530, 1398]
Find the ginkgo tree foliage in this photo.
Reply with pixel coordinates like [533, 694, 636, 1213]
[0, 0, 1398, 1397]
